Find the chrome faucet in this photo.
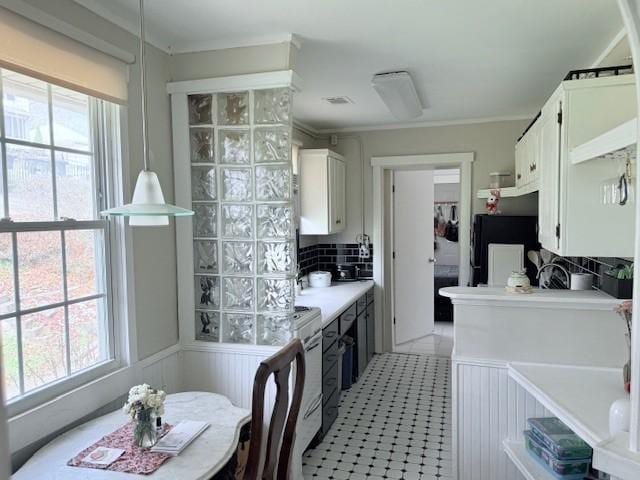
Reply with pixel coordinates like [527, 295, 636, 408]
[536, 263, 571, 289]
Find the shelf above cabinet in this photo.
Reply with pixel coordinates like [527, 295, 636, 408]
[570, 118, 637, 165]
[477, 181, 538, 199]
[508, 362, 624, 447]
[503, 440, 556, 480]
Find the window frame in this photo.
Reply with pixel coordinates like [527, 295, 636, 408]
[0, 69, 124, 417]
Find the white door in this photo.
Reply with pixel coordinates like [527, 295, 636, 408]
[393, 169, 435, 345]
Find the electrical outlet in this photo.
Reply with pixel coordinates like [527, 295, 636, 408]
[359, 243, 370, 259]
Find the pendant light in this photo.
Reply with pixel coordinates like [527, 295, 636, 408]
[101, 0, 193, 226]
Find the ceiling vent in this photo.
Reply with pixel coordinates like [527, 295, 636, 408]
[323, 96, 354, 105]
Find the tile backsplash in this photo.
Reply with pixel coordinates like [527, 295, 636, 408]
[298, 243, 374, 279]
[552, 255, 632, 290]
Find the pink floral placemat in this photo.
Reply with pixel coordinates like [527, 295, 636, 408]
[67, 422, 173, 475]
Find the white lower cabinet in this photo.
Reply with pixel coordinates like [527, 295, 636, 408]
[537, 74, 636, 256]
[300, 148, 347, 235]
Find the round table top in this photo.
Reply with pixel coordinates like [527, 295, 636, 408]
[14, 391, 251, 480]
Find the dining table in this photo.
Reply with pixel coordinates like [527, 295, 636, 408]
[13, 391, 251, 480]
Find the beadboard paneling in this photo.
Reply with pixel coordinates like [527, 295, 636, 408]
[141, 349, 183, 394]
[182, 349, 277, 413]
[453, 360, 550, 480]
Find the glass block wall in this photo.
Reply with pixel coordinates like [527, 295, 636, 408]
[189, 88, 295, 346]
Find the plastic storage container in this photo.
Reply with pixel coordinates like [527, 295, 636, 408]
[341, 336, 354, 390]
[527, 418, 593, 460]
[524, 430, 591, 479]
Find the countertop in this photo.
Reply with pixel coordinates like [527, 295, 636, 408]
[296, 280, 374, 328]
[440, 286, 621, 310]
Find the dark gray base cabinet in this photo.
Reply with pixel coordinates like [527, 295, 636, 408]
[318, 287, 375, 440]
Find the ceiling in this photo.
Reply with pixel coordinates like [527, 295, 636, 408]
[75, 0, 625, 132]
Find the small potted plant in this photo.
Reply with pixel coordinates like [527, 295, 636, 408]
[122, 384, 166, 448]
[602, 263, 634, 299]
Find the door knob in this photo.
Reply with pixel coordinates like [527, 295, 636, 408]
[428, 258, 436, 263]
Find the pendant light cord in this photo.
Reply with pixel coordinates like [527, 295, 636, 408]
[139, 0, 150, 171]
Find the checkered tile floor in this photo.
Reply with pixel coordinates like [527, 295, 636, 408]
[302, 353, 452, 480]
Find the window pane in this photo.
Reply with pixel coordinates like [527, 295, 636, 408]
[18, 231, 63, 309]
[0, 147, 5, 218]
[51, 86, 91, 151]
[21, 307, 66, 392]
[6, 144, 54, 221]
[68, 299, 107, 372]
[0, 318, 20, 400]
[2, 70, 50, 144]
[0, 234, 15, 315]
[65, 229, 102, 299]
[55, 152, 95, 220]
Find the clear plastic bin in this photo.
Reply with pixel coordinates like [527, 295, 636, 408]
[524, 430, 591, 479]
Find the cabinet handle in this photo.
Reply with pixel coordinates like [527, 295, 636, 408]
[517, 173, 522, 180]
[336, 219, 342, 224]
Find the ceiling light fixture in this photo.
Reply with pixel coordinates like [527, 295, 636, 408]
[371, 71, 423, 120]
[101, 0, 193, 226]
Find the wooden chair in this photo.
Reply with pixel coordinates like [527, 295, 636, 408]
[243, 339, 306, 480]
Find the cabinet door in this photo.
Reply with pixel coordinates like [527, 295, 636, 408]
[356, 311, 367, 377]
[328, 157, 346, 233]
[366, 303, 374, 362]
[529, 123, 540, 185]
[538, 98, 562, 252]
[514, 140, 524, 188]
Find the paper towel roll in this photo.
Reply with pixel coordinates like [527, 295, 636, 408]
[570, 273, 593, 290]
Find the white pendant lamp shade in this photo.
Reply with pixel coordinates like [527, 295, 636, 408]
[100, 0, 193, 226]
[101, 170, 193, 226]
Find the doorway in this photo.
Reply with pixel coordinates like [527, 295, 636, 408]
[371, 152, 474, 354]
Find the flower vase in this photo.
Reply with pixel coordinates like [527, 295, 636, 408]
[133, 408, 157, 448]
[624, 333, 632, 393]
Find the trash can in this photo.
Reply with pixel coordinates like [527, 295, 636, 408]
[337, 341, 346, 398]
[341, 336, 354, 390]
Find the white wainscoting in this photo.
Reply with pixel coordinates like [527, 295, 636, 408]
[453, 359, 550, 480]
[182, 347, 278, 413]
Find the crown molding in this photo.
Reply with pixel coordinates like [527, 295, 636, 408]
[73, 0, 171, 53]
[591, 27, 628, 68]
[75, 1, 301, 56]
[312, 114, 535, 135]
[169, 33, 301, 55]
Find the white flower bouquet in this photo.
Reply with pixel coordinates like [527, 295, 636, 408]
[122, 384, 167, 447]
[123, 383, 167, 418]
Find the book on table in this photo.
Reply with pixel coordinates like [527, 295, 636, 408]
[151, 421, 209, 455]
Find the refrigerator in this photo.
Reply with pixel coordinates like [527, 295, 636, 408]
[470, 214, 540, 287]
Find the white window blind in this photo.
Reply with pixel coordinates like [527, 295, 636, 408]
[0, 6, 129, 105]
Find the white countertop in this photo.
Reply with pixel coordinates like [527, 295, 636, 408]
[296, 280, 374, 328]
[440, 286, 621, 310]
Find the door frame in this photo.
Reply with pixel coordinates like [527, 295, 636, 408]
[371, 152, 474, 353]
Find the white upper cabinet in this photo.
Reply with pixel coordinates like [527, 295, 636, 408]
[537, 75, 636, 257]
[537, 92, 562, 252]
[300, 149, 347, 235]
[515, 119, 541, 189]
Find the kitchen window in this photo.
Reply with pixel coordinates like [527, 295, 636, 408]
[0, 68, 122, 415]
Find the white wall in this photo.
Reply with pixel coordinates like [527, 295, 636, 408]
[322, 120, 538, 245]
[169, 42, 294, 81]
